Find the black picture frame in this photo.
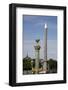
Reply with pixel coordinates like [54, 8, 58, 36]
[9, 3, 66, 86]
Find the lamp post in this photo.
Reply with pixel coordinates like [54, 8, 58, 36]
[43, 23, 48, 73]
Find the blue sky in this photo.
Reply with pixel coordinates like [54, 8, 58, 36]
[23, 15, 57, 60]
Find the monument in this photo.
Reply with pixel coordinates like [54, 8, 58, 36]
[43, 23, 48, 73]
[34, 39, 41, 74]
[34, 24, 48, 74]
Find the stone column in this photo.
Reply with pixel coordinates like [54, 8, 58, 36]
[34, 39, 41, 74]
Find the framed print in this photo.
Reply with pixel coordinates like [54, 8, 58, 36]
[9, 3, 66, 86]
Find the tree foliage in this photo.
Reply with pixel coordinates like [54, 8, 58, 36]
[47, 58, 57, 73]
[23, 58, 32, 70]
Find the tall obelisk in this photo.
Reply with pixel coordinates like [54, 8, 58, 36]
[43, 23, 48, 73]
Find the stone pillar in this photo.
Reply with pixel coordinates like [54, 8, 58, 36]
[43, 24, 48, 73]
[34, 39, 41, 74]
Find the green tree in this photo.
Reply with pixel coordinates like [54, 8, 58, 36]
[47, 58, 57, 73]
[23, 57, 32, 71]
